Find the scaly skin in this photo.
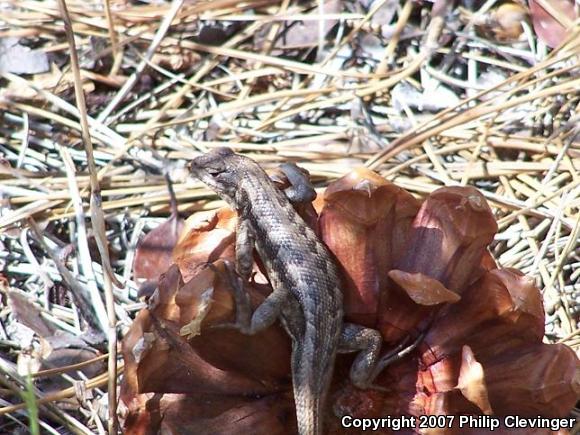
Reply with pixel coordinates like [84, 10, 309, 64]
[190, 148, 343, 435]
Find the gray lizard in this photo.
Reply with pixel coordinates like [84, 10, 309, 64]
[190, 148, 418, 435]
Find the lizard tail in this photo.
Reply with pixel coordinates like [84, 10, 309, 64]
[292, 332, 337, 435]
[294, 382, 324, 435]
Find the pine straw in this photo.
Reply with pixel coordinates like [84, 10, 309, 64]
[0, 0, 578, 433]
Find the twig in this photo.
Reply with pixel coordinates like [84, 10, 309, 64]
[55, 0, 120, 432]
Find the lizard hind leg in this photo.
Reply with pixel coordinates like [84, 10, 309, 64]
[338, 323, 423, 391]
[275, 162, 317, 204]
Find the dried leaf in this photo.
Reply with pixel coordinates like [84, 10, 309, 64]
[8, 290, 56, 338]
[369, 0, 399, 26]
[173, 208, 237, 282]
[133, 214, 184, 283]
[0, 37, 49, 74]
[457, 345, 493, 415]
[121, 263, 292, 433]
[36, 346, 104, 394]
[474, 3, 530, 42]
[152, 45, 201, 71]
[319, 167, 419, 327]
[395, 186, 498, 293]
[0, 64, 95, 99]
[392, 81, 460, 113]
[422, 268, 546, 368]
[123, 393, 295, 435]
[259, 0, 342, 50]
[478, 342, 579, 417]
[388, 270, 460, 306]
[529, 0, 577, 47]
[375, 186, 497, 342]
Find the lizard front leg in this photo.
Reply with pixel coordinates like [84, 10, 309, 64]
[220, 218, 292, 335]
[339, 323, 424, 390]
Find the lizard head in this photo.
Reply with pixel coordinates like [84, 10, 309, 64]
[189, 147, 244, 204]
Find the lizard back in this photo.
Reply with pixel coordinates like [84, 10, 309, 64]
[190, 148, 343, 435]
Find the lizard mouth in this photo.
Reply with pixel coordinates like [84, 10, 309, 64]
[188, 161, 202, 178]
[188, 157, 215, 182]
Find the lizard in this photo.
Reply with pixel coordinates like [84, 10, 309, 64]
[190, 148, 420, 435]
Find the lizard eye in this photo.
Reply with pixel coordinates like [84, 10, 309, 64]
[206, 167, 221, 176]
[205, 162, 227, 176]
